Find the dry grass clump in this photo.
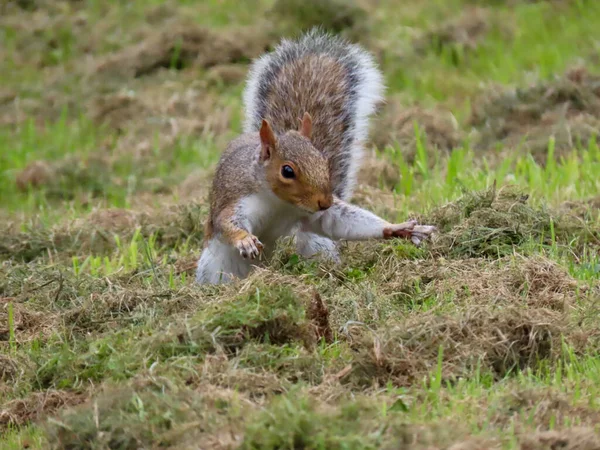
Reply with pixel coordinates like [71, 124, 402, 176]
[177, 169, 213, 200]
[560, 196, 600, 222]
[370, 101, 461, 160]
[206, 63, 249, 86]
[0, 263, 217, 346]
[520, 428, 600, 450]
[15, 160, 56, 191]
[153, 275, 320, 359]
[356, 150, 401, 189]
[366, 255, 584, 312]
[185, 353, 290, 397]
[0, 3, 89, 68]
[0, 355, 20, 386]
[351, 184, 400, 218]
[88, 93, 149, 131]
[0, 390, 87, 433]
[413, 7, 503, 57]
[470, 67, 600, 163]
[269, 0, 369, 42]
[15, 155, 112, 198]
[242, 393, 502, 450]
[59, 285, 203, 336]
[497, 389, 600, 430]
[44, 383, 248, 450]
[467, 0, 577, 5]
[0, 301, 50, 345]
[0, 202, 206, 262]
[95, 24, 269, 79]
[347, 306, 577, 387]
[88, 84, 233, 153]
[424, 185, 598, 257]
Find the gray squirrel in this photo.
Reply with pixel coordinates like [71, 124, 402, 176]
[196, 29, 435, 284]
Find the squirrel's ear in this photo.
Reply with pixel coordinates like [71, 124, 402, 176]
[259, 119, 276, 162]
[299, 112, 312, 139]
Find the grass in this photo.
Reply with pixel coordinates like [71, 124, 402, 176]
[1, 0, 600, 448]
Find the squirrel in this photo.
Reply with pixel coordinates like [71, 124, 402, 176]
[196, 29, 435, 284]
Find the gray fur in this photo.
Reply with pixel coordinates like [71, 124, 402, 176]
[243, 28, 385, 200]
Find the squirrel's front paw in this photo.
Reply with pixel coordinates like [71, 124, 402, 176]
[384, 221, 436, 246]
[235, 234, 264, 259]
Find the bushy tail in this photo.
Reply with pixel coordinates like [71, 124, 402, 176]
[242, 28, 385, 199]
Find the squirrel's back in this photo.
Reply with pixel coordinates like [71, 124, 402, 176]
[243, 29, 385, 200]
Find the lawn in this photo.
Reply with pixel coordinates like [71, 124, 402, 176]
[1, 0, 600, 448]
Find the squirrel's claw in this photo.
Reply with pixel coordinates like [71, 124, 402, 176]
[236, 235, 264, 259]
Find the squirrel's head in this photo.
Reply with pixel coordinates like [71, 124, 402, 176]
[259, 113, 333, 213]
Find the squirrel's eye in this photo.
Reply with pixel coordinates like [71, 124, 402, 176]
[281, 165, 295, 179]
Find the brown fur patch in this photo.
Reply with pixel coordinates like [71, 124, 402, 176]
[214, 205, 251, 246]
[264, 132, 333, 212]
[264, 55, 350, 189]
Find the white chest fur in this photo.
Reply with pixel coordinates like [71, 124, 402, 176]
[237, 192, 305, 246]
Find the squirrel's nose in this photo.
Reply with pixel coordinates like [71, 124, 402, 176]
[318, 196, 333, 211]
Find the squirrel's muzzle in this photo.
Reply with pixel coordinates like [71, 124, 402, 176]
[318, 195, 334, 211]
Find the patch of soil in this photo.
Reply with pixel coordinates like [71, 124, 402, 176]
[470, 67, 600, 164]
[95, 24, 270, 79]
[370, 101, 461, 161]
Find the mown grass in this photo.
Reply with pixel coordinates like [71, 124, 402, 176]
[1, 0, 600, 449]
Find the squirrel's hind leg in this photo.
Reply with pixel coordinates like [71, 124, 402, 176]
[295, 230, 341, 264]
[196, 238, 252, 284]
